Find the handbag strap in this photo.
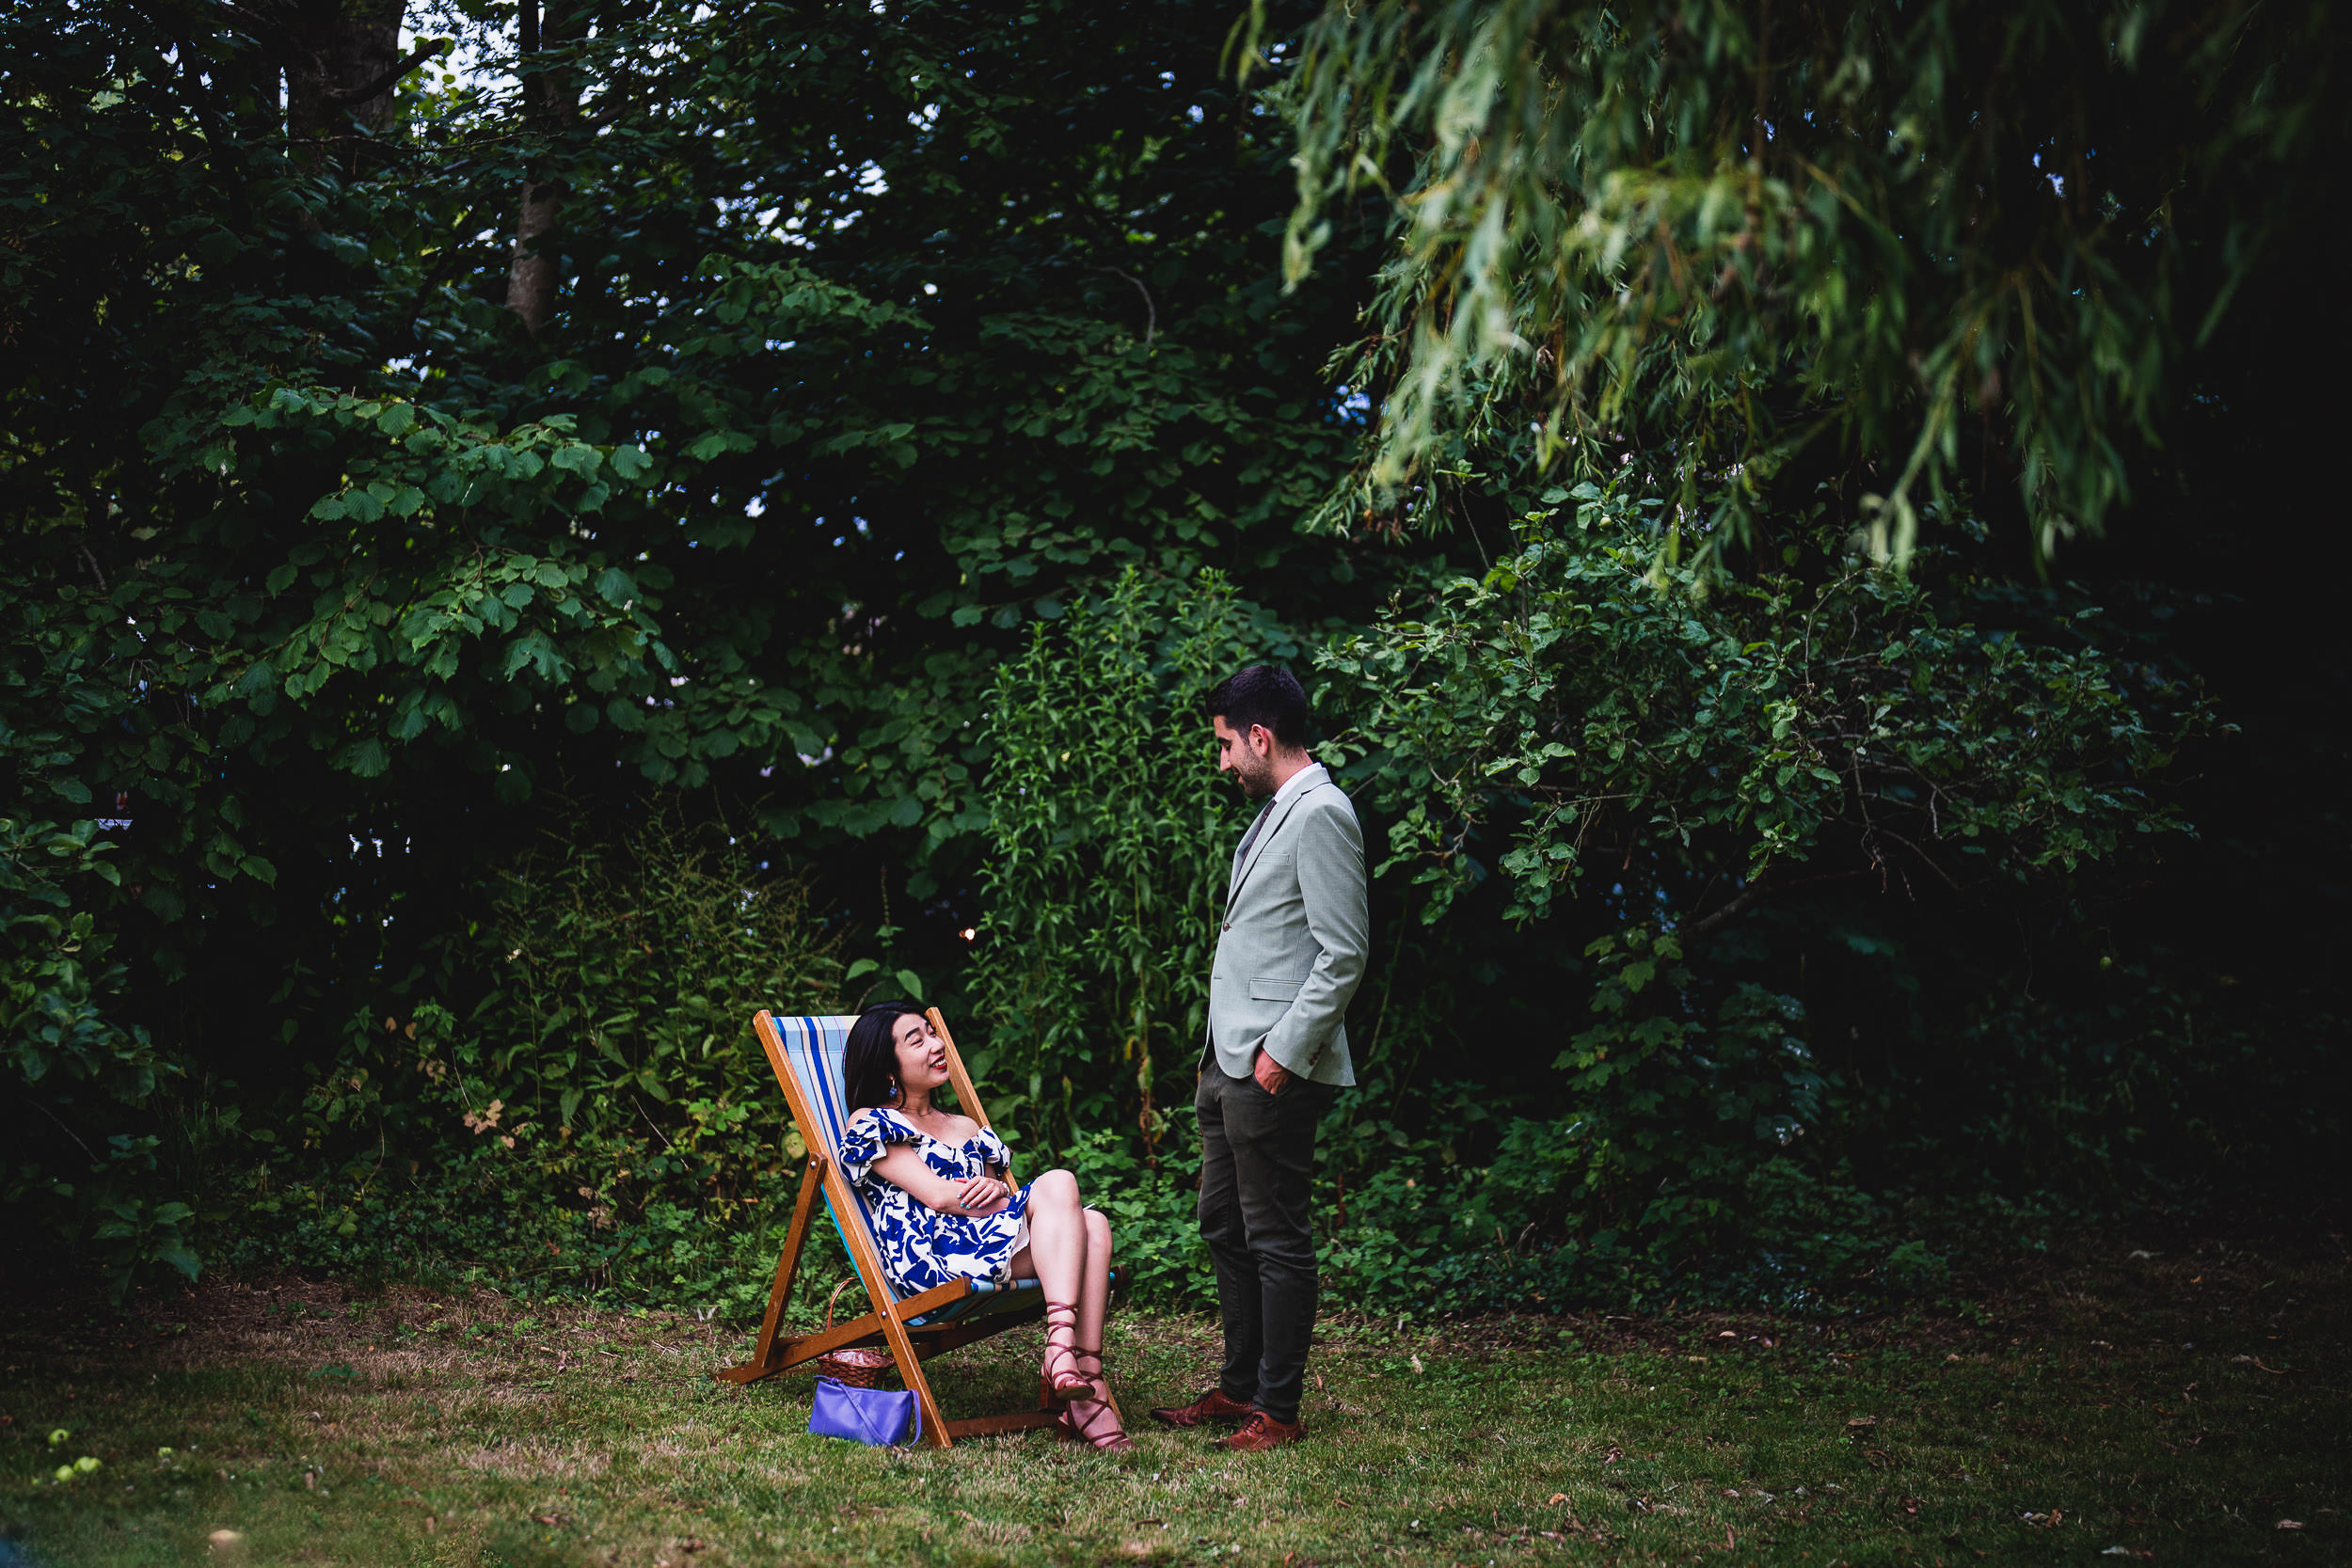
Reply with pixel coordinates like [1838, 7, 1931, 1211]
[860, 1387, 920, 1448]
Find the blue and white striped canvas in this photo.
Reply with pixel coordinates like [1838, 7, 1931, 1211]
[771, 1013, 862, 1157]
[769, 1014, 881, 1280]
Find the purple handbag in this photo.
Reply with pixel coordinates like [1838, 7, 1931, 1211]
[809, 1375, 921, 1448]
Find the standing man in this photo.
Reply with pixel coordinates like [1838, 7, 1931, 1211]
[1150, 665, 1369, 1451]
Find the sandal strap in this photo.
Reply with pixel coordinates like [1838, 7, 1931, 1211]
[1060, 1395, 1132, 1450]
[1041, 1302, 1090, 1393]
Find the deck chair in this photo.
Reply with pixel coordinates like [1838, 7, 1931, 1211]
[715, 1007, 1113, 1447]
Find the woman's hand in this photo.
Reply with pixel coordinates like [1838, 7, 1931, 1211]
[953, 1175, 1011, 1216]
[866, 1146, 1013, 1216]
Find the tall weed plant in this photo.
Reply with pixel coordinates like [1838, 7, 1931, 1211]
[965, 568, 1270, 1159]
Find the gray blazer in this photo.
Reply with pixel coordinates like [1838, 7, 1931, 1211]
[1204, 764, 1370, 1087]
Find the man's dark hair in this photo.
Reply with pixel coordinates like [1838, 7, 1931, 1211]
[1206, 664, 1311, 751]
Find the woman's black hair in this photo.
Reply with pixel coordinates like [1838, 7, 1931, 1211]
[843, 1002, 925, 1113]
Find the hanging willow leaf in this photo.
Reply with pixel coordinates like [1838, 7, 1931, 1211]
[1269, 0, 2340, 566]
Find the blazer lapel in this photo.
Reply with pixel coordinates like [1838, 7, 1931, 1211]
[1226, 770, 1322, 909]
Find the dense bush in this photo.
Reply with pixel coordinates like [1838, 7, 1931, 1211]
[207, 814, 847, 1316]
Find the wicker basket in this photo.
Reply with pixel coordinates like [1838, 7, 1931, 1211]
[811, 1279, 895, 1388]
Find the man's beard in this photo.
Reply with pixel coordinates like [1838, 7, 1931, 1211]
[1235, 752, 1279, 800]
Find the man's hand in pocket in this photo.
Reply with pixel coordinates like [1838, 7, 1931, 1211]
[1252, 1049, 1292, 1096]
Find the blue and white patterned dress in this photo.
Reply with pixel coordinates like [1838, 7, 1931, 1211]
[837, 1107, 1033, 1294]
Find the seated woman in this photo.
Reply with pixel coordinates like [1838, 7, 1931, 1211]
[836, 1002, 1130, 1451]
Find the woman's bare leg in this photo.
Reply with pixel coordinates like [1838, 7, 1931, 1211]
[1061, 1205, 1129, 1447]
[1077, 1206, 1114, 1362]
[1012, 1167, 1085, 1302]
[1011, 1169, 1090, 1396]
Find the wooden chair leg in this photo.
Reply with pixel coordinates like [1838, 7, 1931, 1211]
[879, 1304, 953, 1448]
[719, 1157, 823, 1384]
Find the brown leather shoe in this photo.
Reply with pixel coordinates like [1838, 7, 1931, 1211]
[1217, 1411, 1304, 1451]
[1147, 1388, 1256, 1428]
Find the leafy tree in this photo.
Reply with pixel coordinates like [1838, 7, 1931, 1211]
[1269, 0, 2344, 562]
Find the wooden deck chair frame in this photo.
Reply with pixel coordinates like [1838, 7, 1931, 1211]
[715, 1006, 1115, 1447]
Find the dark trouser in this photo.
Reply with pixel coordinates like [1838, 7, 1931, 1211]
[1195, 1061, 1333, 1424]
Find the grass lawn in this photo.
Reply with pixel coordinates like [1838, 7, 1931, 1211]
[2, 1235, 2343, 1566]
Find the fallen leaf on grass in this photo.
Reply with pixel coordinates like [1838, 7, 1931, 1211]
[1846, 1415, 1878, 1432]
[2099, 1548, 2153, 1559]
[1548, 1494, 1568, 1506]
[2277, 1521, 2306, 1531]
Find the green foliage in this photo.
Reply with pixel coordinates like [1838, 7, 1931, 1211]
[966, 569, 1270, 1155]
[229, 812, 843, 1313]
[1060, 1128, 1212, 1302]
[0, 0, 1385, 1274]
[1304, 927, 1895, 1311]
[0, 0, 2334, 1314]
[1271, 0, 2344, 560]
[1878, 950, 2347, 1207]
[3, 819, 147, 1101]
[1, 815, 196, 1294]
[1317, 483, 2208, 926]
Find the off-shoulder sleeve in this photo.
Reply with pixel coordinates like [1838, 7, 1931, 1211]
[838, 1108, 920, 1187]
[967, 1126, 1011, 1170]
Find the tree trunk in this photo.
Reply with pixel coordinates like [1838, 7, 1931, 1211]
[504, 0, 581, 334]
[506, 179, 564, 334]
[282, 0, 408, 148]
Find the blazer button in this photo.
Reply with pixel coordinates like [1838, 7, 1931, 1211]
[1220, 922, 1232, 931]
